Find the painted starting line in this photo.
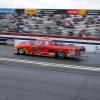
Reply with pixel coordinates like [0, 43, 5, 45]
[0, 57, 100, 71]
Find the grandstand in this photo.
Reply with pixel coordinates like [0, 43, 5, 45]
[0, 12, 100, 38]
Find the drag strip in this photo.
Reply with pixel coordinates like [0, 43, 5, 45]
[1, 45, 100, 100]
[0, 45, 100, 68]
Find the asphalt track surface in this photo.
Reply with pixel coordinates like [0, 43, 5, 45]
[0, 45, 100, 100]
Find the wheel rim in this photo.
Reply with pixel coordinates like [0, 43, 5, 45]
[18, 48, 25, 54]
[58, 51, 65, 58]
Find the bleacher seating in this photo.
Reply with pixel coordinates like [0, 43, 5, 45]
[0, 13, 100, 38]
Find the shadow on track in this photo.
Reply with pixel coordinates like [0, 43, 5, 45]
[14, 53, 85, 62]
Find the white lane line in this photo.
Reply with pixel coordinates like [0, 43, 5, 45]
[0, 57, 100, 71]
[0, 57, 66, 66]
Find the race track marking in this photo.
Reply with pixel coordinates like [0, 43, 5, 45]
[0, 57, 100, 71]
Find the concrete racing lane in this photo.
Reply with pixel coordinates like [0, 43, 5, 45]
[0, 45, 100, 68]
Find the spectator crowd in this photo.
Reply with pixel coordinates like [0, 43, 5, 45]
[0, 12, 100, 38]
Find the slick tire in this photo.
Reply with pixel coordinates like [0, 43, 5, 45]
[56, 51, 66, 58]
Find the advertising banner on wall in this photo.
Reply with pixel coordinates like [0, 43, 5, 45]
[40, 9, 67, 14]
[1, 8, 100, 15]
[15, 9, 24, 14]
[67, 9, 79, 15]
[24, 9, 37, 14]
[0, 8, 15, 13]
[86, 10, 100, 15]
[78, 10, 86, 15]
[1, 8, 99, 15]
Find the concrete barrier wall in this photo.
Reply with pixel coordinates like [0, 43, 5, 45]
[0, 35, 100, 53]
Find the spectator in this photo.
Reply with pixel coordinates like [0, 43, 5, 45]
[79, 29, 86, 37]
[0, 12, 99, 38]
[68, 30, 74, 36]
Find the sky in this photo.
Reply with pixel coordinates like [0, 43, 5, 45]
[0, 0, 99, 9]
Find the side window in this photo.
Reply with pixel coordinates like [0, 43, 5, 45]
[44, 41, 50, 46]
[34, 40, 42, 45]
[52, 40, 57, 45]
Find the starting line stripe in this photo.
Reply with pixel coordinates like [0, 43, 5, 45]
[0, 57, 100, 71]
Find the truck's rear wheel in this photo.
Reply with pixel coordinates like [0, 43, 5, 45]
[56, 51, 66, 58]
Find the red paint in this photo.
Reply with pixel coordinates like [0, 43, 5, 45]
[14, 38, 85, 58]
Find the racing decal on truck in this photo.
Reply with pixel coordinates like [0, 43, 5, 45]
[67, 49, 75, 57]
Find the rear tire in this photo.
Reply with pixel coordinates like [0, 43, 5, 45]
[18, 48, 25, 54]
[56, 51, 66, 58]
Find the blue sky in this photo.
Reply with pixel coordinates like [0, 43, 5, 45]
[0, 0, 99, 9]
